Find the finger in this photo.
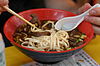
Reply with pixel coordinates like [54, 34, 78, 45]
[89, 7, 100, 16]
[78, 3, 92, 14]
[0, 0, 9, 6]
[0, 5, 8, 12]
[84, 16, 100, 25]
[92, 25, 100, 35]
[0, 33, 3, 40]
[0, 7, 6, 12]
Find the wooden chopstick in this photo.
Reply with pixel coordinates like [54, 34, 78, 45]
[3, 6, 35, 27]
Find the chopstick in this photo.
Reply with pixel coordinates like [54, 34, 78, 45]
[3, 6, 35, 27]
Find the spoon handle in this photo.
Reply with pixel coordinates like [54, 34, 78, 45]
[81, 4, 100, 16]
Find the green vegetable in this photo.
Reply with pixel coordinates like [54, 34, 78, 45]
[80, 34, 86, 39]
[66, 47, 72, 50]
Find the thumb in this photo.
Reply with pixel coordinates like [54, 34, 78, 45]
[78, 3, 92, 14]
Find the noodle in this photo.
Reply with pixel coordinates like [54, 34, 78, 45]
[19, 21, 70, 51]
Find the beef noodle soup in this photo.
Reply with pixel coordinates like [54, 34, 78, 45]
[13, 14, 86, 51]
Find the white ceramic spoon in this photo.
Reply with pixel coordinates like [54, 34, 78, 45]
[55, 4, 100, 31]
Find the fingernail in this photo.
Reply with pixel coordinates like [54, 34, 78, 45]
[90, 10, 96, 15]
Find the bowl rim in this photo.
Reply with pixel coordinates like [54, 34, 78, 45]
[4, 8, 94, 54]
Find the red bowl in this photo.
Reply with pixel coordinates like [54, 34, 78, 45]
[4, 8, 94, 63]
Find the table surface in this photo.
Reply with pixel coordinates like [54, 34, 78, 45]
[5, 35, 100, 66]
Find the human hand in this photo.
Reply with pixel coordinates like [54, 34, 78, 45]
[79, 3, 100, 35]
[0, 33, 3, 41]
[0, 0, 9, 13]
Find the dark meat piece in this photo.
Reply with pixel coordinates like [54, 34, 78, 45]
[68, 29, 86, 47]
[68, 37, 77, 43]
[28, 32, 51, 37]
[42, 23, 52, 30]
[68, 29, 82, 37]
[30, 14, 41, 28]
[13, 32, 27, 40]
[69, 41, 85, 47]
[16, 24, 31, 33]
[41, 20, 57, 30]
